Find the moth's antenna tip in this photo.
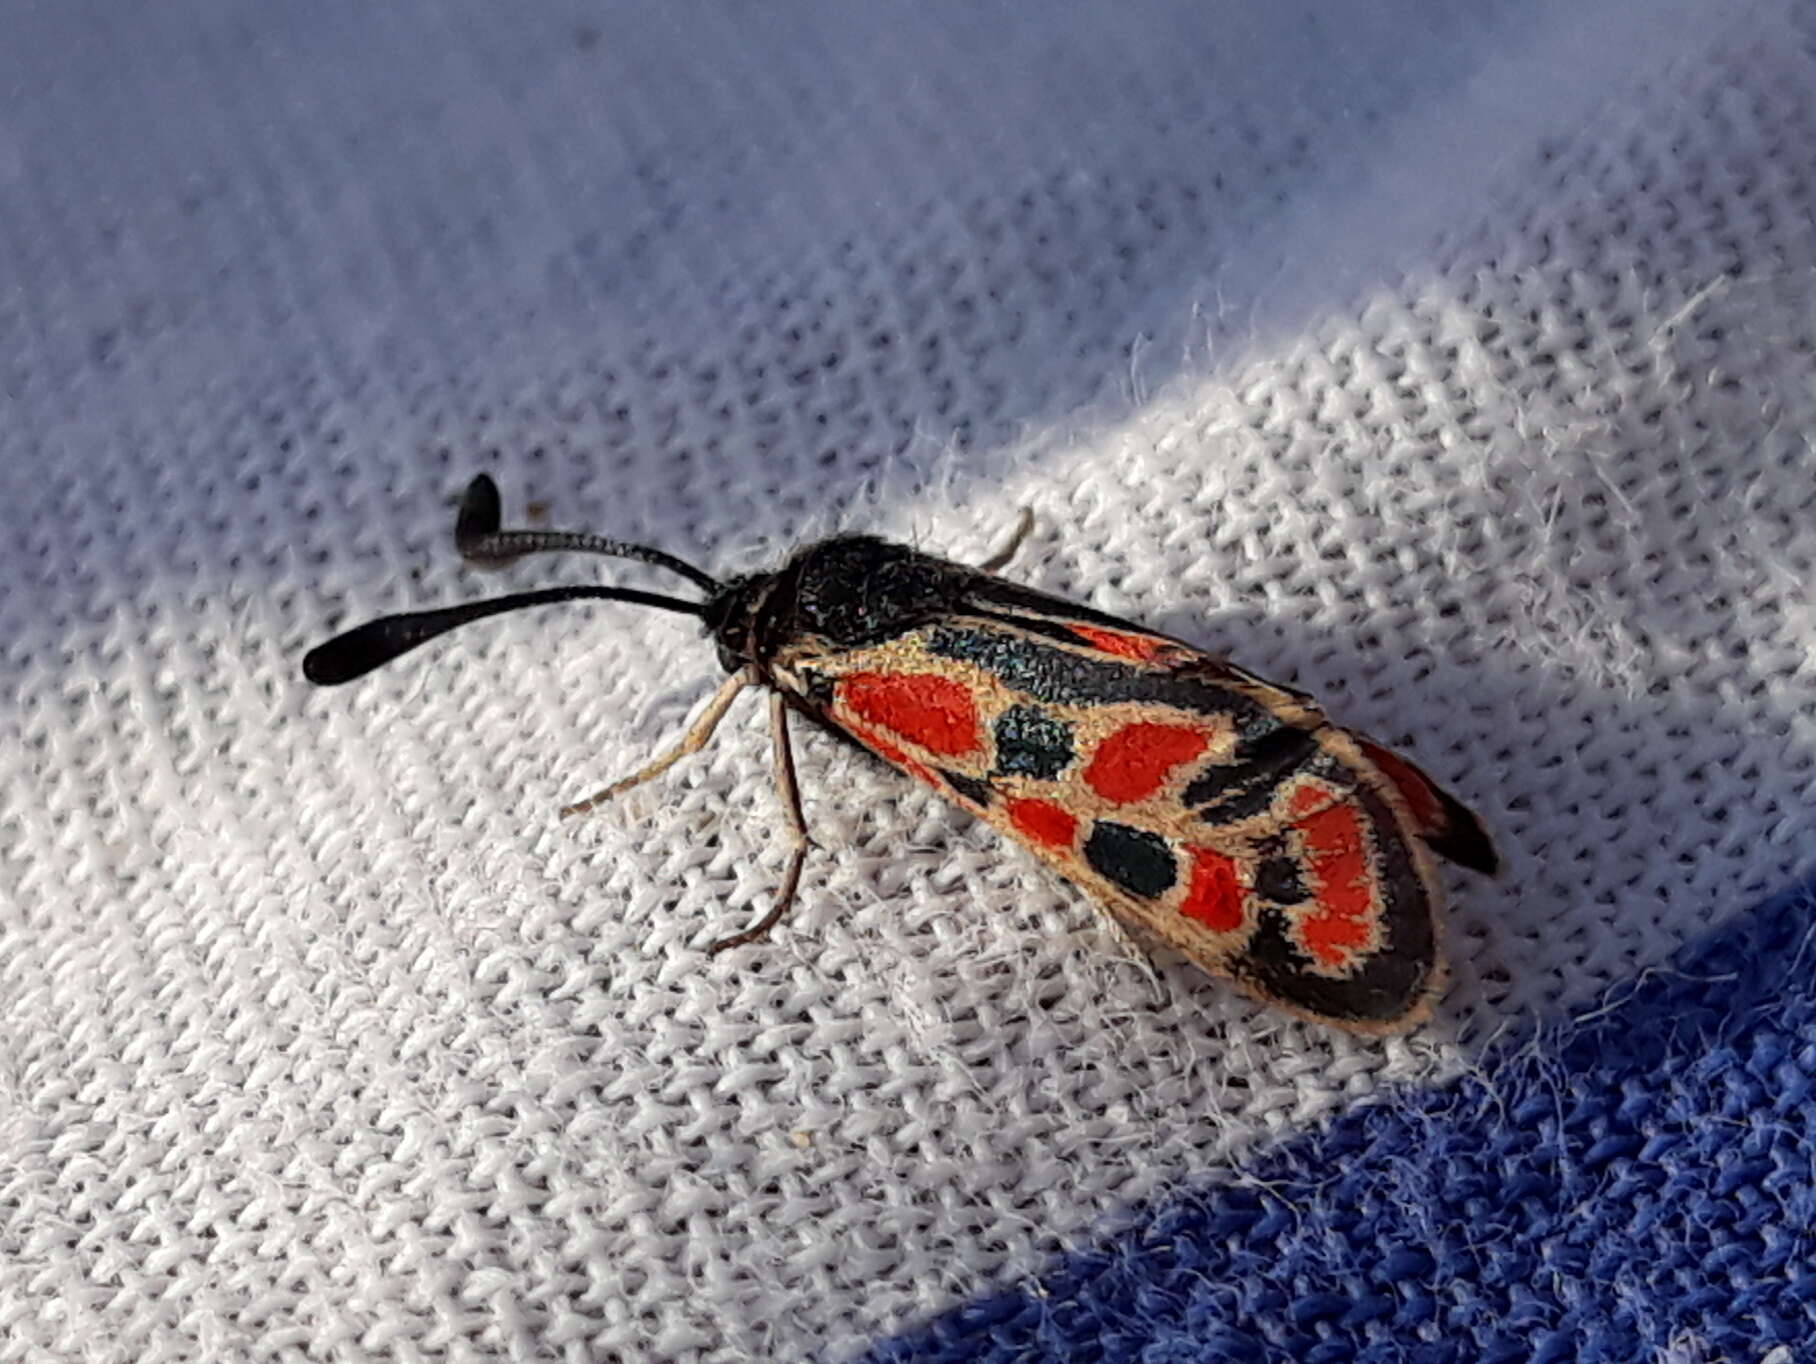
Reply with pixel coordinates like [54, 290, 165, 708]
[456, 473, 505, 554]
[301, 639, 363, 686]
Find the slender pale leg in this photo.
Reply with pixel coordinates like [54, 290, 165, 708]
[707, 692, 812, 953]
[560, 666, 757, 817]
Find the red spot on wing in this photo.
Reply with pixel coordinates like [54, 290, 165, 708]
[1290, 795, 1378, 967]
[1007, 797, 1078, 849]
[839, 672, 981, 757]
[1180, 846, 1244, 932]
[1085, 723, 1208, 803]
[1357, 738, 1444, 830]
[846, 721, 937, 786]
[1286, 781, 1335, 818]
[1069, 624, 1173, 662]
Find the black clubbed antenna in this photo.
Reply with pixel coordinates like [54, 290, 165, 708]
[302, 476, 715, 685]
[303, 585, 705, 684]
[455, 474, 721, 593]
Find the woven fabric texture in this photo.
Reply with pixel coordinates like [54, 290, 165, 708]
[868, 880, 1816, 1362]
[2, 3, 1813, 1361]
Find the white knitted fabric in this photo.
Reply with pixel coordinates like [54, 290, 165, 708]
[4, 3, 1813, 1360]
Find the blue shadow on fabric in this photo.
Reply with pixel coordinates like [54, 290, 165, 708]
[867, 881, 1816, 1363]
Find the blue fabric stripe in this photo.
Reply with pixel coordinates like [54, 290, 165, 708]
[869, 880, 1816, 1363]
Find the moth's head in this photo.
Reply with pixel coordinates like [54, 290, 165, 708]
[698, 573, 770, 673]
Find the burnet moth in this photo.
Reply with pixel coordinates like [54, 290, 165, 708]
[305, 476, 1497, 1033]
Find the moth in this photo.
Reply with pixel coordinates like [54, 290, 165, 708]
[305, 475, 1496, 1033]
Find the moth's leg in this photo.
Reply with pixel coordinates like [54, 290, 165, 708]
[708, 691, 811, 953]
[975, 507, 1036, 573]
[560, 666, 757, 817]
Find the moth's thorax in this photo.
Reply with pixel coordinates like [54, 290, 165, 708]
[704, 535, 972, 674]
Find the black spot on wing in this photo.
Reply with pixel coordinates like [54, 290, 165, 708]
[1232, 785, 1437, 1026]
[1253, 856, 1306, 905]
[939, 769, 994, 807]
[928, 625, 1278, 724]
[1237, 721, 1320, 776]
[1083, 822, 1177, 899]
[992, 705, 1074, 779]
[1184, 721, 1320, 824]
[1186, 778, 1280, 825]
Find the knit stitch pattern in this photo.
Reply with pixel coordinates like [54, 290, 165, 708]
[2, 4, 1812, 1361]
